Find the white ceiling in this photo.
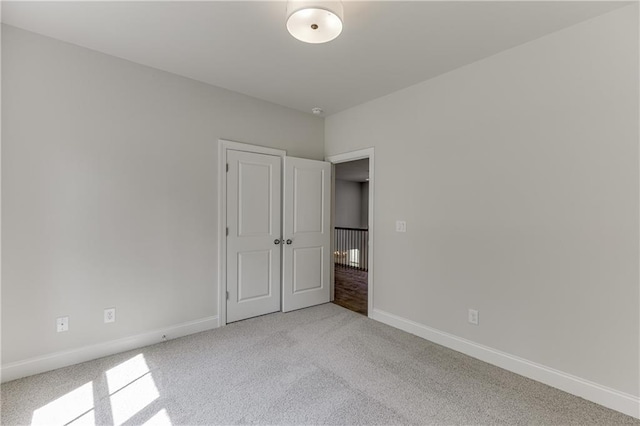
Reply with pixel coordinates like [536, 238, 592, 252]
[1, 1, 630, 115]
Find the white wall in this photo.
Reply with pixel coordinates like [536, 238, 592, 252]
[1, 25, 324, 367]
[335, 180, 369, 228]
[326, 4, 639, 399]
[334, 179, 362, 228]
[360, 182, 369, 229]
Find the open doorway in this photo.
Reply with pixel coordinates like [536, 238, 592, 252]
[334, 159, 369, 315]
[327, 149, 374, 317]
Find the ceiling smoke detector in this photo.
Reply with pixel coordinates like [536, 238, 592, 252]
[286, 1, 344, 44]
[312, 107, 324, 115]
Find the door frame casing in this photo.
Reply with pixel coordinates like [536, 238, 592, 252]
[326, 148, 375, 317]
[218, 139, 286, 326]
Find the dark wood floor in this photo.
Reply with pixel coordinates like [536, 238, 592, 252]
[333, 265, 368, 316]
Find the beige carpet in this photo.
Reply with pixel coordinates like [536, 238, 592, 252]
[1, 303, 638, 425]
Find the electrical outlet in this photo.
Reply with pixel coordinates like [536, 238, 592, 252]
[468, 309, 479, 325]
[56, 316, 69, 332]
[104, 308, 116, 323]
[396, 220, 407, 233]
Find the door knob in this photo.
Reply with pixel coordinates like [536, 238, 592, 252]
[274, 239, 281, 245]
[286, 239, 293, 245]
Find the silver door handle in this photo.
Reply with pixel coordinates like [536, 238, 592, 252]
[274, 239, 281, 245]
[286, 239, 293, 245]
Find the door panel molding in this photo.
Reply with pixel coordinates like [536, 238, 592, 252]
[293, 246, 324, 293]
[237, 249, 272, 302]
[326, 148, 375, 317]
[292, 166, 325, 234]
[218, 139, 286, 326]
[238, 161, 274, 236]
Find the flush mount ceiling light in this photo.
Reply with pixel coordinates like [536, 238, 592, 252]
[286, 1, 344, 44]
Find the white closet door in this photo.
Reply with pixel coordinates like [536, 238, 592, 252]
[282, 156, 331, 312]
[226, 150, 282, 323]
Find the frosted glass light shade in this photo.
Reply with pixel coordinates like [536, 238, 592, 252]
[286, 1, 344, 44]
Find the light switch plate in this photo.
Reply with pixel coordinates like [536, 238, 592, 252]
[396, 220, 407, 233]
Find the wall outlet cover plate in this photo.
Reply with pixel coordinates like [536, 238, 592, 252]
[104, 308, 116, 323]
[468, 309, 479, 325]
[56, 316, 69, 332]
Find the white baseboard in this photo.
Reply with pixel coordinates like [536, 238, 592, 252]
[1, 315, 219, 383]
[370, 308, 639, 419]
